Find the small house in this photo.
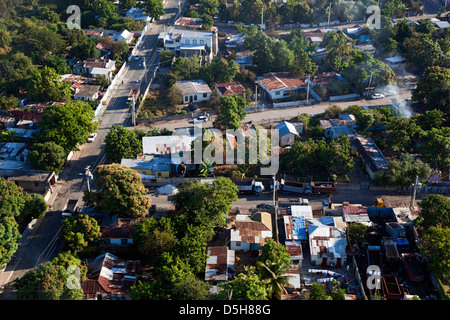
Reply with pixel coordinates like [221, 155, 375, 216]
[308, 217, 347, 268]
[230, 212, 273, 252]
[353, 135, 389, 180]
[80, 252, 139, 300]
[214, 82, 246, 98]
[257, 72, 306, 101]
[112, 29, 134, 44]
[73, 85, 101, 101]
[120, 155, 172, 178]
[275, 121, 299, 147]
[176, 79, 212, 104]
[205, 246, 235, 284]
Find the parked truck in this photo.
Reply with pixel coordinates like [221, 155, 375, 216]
[235, 180, 265, 195]
[127, 84, 140, 103]
[382, 237, 400, 263]
[367, 245, 383, 271]
[61, 198, 79, 221]
[310, 181, 336, 194]
[402, 253, 425, 282]
[382, 274, 405, 300]
[280, 179, 312, 194]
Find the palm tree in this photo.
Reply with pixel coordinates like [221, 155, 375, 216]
[256, 255, 291, 300]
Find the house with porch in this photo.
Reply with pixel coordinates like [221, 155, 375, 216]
[257, 72, 307, 101]
[176, 79, 212, 104]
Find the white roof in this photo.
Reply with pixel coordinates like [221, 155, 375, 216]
[142, 135, 195, 162]
[176, 79, 212, 96]
[291, 205, 313, 219]
[385, 56, 406, 63]
[113, 29, 133, 41]
[434, 21, 450, 29]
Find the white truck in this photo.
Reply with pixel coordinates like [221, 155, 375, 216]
[235, 180, 265, 196]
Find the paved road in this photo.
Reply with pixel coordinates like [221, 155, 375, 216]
[0, 0, 181, 299]
[143, 90, 412, 131]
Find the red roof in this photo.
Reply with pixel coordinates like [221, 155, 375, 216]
[259, 72, 305, 91]
[215, 82, 246, 96]
[342, 206, 367, 214]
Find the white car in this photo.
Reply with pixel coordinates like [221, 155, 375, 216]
[134, 55, 141, 61]
[193, 115, 208, 123]
[87, 132, 97, 142]
[371, 93, 385, 100]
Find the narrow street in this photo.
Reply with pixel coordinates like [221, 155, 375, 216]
[0, 0, 182, 299]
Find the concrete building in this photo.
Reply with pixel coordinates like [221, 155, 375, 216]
[159, 27, 218, 63]
[176, 79, 212, 104]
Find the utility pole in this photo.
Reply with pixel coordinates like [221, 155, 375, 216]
[84, 166, 93, 192]
[327, 4, 332, 28]
[366, 71, 374, 97]
[306, 74, 311, 105]
[131, 94, 136, 126]
[272, 174, 276, 208]
[410, 175, 419, 210]
[261, 7, 264, 30]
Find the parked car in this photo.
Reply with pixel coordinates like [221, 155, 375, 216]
[188, 104, 199, 112]
[371, 93, 385, 99]
[87, 132, 97, 142]
[193, 115, 208, 123]
[134, 55, 141, 61]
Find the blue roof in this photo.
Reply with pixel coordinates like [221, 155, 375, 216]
[275, 121, 298, 137]
[293, 216, 307, 240]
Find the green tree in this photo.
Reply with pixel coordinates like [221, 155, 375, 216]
[256, 239, 291, 299]
[0, 95, 19, 110]
[308, 282, 332, 300]
[418, 194, 450, 229]
[43, 54, 72, 75]
[83, 163, 151, 218]
[421, 225, 450, 282]
[21, 193, 47, 223]
[29, 142, 67, 174]
[380, 154, 431, 189]
[14, 251, 86, 300]
[62, 213, 101, 252]
[0, 52, 36, 94]
[213, 266, 270, 300]
[94, 74, 109, 89]
[40, 100, 98, 153]
[70, 38, 99, 60]
[348, 223, 368, 246]
[385, 118, 420, 153]
[419, 127, 450, 167]
[172, 177, 238, 230]
[140, 0, 165, 20]
[214, 95, 247, 130]
[104, 125, 143, 163]
[413, 66, 450, 116]
[0, 212, 20, 269]
[27, 66, 72, 102]
[132, 216, 178, 261]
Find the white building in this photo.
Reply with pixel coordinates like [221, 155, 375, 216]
[159, 27, 218, 63]
[275, 121, 299, 147]
[125, 7, 151, 22]
[175, 79, 212, 104]
[308, 216, 347, 268]
[112, 29, 134, 44]
[257, 72, 307, 101]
